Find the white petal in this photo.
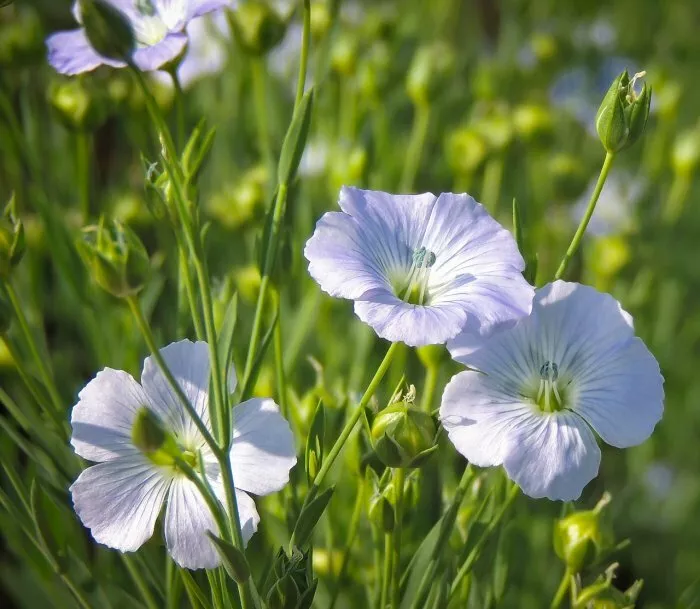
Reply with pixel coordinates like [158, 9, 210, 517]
[503, 411, 601, 501]
[230, 398, 297, 496]
[440, 370, 534, 467]
[141, 340, 214, 443]
[573, 337, 664, 448]
[235, 490, 261, 545]
[71, 369, 150, 462]
[165, 477, 221, 569]
[70, 454, 169, 552]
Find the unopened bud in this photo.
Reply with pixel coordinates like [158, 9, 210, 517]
[371, 401, 437, 469]
[406, 42, 455, 107]
[513, 104, 554, 145]
[77, 219, 150, 297]
[446, 128, 488, 175]
[49, 79, 110, 131]
[671, 128, 700, 177]
[368, 493, 394, 532]
[330, 33, 358, 76]
[79, 0, 135, 62]
[596, 70, 652, 153]
[0, 195, 25, 279]
[131, 408, 167, 455]
[228, 1, 286, 56]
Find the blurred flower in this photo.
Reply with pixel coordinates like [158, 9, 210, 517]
[70, 339, 296, 568]
[571, 170, 645, 236]
[304, 187, 534, 347]
[442, 281, 664, 501]
[47, 0, 230, 75]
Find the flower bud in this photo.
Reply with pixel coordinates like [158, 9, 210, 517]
[79, 0, 135, 63]
[48, 79, 110, 132]
[309, 3, 330, 40]
[0, 8, 44, 68]
[368, 493, 394, 532]
[574, 563, 642, 609]
[548, 153, 588, 201]
[131, 407, 167, 455]
[265, 548, 317, 609]
[370, 402, 437, 469]
[228, 1, 286, 56]
[406, 42, 455, 107]
[330, 32, 358, 76]
[77, 219, 150, 298]
[0, 196, 25, 279]
[328, 145, 366, 195]
[446, 127, 488, 175]
[553, 493, 612, 572]
[513, 104, 554, 145]
[671, 127, 700, 177]
[595, 70, 652, 153]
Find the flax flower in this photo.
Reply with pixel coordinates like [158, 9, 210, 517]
[70, 339, 296, 569]
[441, 281, 664, 501]
[304, 187, 534, 347]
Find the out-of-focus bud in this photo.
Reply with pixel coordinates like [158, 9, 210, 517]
[0, 195, 25, 279]
[265, 548, 318, 609]
[77, 219, 150, 298]
[574, 563, 643, 609]
[474, 113, 513, 152]
[48, 79, 110, 132]
[228, 1, 286, 56]
[131, 407, 167, 455]
[330, 32, 358, 76]
[79, 0, 135, 63]
[549, 153, 588, 201]
[406, 42, 455, 107]
[329, 145, 366, 195]
[416, 345, 444, 369]
[369, 493, 394, 532]
[596, 70, 651, 153]
[529, 32, 559, 65]
[370, 398, 437, 469]
[357, 41, 391, 100]
[0, 292, 11, 334]
[207, 166, 267, 230]
[446, 127, 488, 175]
[588, 236, 630, 291]
[311, 548, 343, 577]
[234, 265, 261, 304]
[513, 104, 554, 145]
[0, 8, 43, 67]
[309, 2, 330, 40]
[554, 493, 613, 572]
[671, 127, 700, 178]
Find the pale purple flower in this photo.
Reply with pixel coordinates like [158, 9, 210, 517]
[441, 281, 664, 501]
[70, 339, 296, 569]
[304, 187, 534, 347]
[47, 0, 230, 75]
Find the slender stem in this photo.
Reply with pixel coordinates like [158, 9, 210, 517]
[251, 57, 275, 181]
[123, 556, 159, 609]
[420, 364, 438, 413]
[273, 291, 288, 418]
[126, 296, 218, 450]
[662, 172, 691, 224]
[177, 247, 205, 339]
[207, 570, 225, 609]
[550, 567, 574, 609]
[295, 0, 311, 109]
[61, 576, 93, 609]
[2, 283, 64, 421]
[400, 103, 431, 192]
[449, 484, 520, 598]
[170, 70, 186, 151]
[481, 154, 505, 215]
[380, 532, 393, 609]
[76, 131, 91, 223]
[328, 474, 365, 609]
[555, 152, 615, 280]
[391, 468, 406, 608]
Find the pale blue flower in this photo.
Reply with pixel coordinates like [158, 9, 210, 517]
[70, 339, 296, 569]
[47, 0, 230, 75]
[441, 281, 664, 501]
[304, 187, 534, 347]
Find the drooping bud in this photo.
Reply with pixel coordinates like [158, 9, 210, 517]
[370, 400, 437, 469]
[76, 218, 150, 298]
[48, 79, 110, 132]
[595, 70, 652, 153]
[0, 195, 25, 279]
[228, 1, 286, 56]
[79, 0, 135, 63]
[553, 493, 613, 572]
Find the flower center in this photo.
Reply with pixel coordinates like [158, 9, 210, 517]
[391, 247, 436, 305]
[536, 361, 565, 413]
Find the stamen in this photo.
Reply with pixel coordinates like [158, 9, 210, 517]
[536, 361, 563, 413]
[400, 247, 436, 305]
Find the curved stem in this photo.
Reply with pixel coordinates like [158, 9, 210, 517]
[555, 152, 615, 280]
[550, 567, 574, 609]
[400, 103, 431, 192]
[295, 0, 311, 109]
[391, 467, 406, 607]
[251, 57, 274, 180]
[380, 532, 393, 609]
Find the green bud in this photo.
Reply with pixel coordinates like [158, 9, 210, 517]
[595, 70, 652, 153]
[548, 153, 588, 201]
[0, 8, 44, 67]
[330, 32, 358, 76]
[574, 563, 642, 609]
[77, 219, 150, 298]
[368, 493, 394, 532]
[446, 127, 488, 175]
[671, 127, 700, 177]
[329, 145, 366, 195]
[513, 104, 554, 145]
[228, 1, 286, 56]
[309, 3, 330, 40]
[0, 195, 25, 279]
[553, 493, 612, 572]
[131, 408, 167, 455]
[406, 42, 455, 106]
[48, 79, 110, 132]
[371, 402, 437, 469]
[265, 548, 318, 609]
[357, 42, 391, 100]
[79, 0, 135, 63]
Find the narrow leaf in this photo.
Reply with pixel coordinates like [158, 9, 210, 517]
[277, 89, 314, 185]
[304, 400, 325, 483]
[291, 485, 335, 549]
[206, 533, 250, 583]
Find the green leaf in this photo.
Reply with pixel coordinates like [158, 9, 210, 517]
[491, 524, 509, 603]
[29, 479, 64, 573]
[216, 292, 239, 385]
[206, 533, 250, 583]
[304, 400, 325, 483]
[239, 306, 279, 401]
[277, 89, 314, 185]
[290, 485, 335, 549]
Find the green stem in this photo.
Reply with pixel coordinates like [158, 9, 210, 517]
[449, 484, 520, 598]
[2, 283, 64, 423]
[251, 57, 275, 181]
[400, 103, 431, 191]
[550, 567, 574, 609]
[126, 296, 217, 450]
[420, 364, 439, 413]
[380, 532, 393, 609]
[481, 154, 505, 215]
[295, 0, 311, 109]
[76, 131, 91, 223]
[177, 246, 205, 339]
[123, 556, 159, 609]
[662, 172, 691, 224]
[169, 69, 186, 151]
[273, 291, 287, 418]
[391, 468, 406, 608]
[555, 152, 615, 280]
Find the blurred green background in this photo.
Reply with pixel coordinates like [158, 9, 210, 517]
[1, 0, 699, 607]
